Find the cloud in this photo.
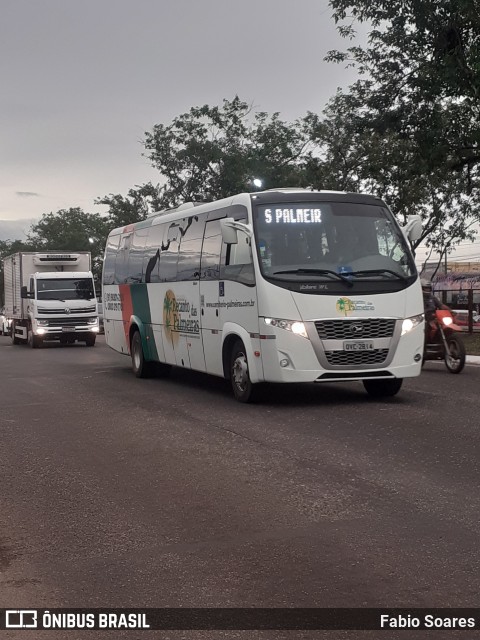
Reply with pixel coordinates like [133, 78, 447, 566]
[16, 191, 40, 198]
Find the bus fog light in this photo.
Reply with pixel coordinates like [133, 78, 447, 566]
[414, 354, 422, 362]
[91, 326, 99, 333]
[37, 328, 46, 335]
[280, 358, 289, 368]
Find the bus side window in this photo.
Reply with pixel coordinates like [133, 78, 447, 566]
[177, 214, 207, 281]
[127, 228, 148, 283]
[221, 222, 255, 286]
[144, 225, 165, 283]
[160, 223, 180, 282]
[114, 234, 132, 284]
[103, 234, 121, 285]
[201, 220, 223, 280]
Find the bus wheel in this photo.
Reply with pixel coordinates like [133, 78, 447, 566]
[131, 330, 155, 378]
[230, 340, 258, 403]
[363, 378, 403, 398]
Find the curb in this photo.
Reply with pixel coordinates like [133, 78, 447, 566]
[466, 355, 480, 365]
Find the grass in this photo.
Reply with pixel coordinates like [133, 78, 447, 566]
[461, 332, 480, 356]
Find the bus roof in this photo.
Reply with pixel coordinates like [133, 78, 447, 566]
[107, 189, 386, 237]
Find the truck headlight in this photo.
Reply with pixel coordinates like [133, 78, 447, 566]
[401, 313, 424, 335]
[264, 317, 308, 339]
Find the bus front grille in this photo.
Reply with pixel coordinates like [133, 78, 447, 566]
[315, 318, 396, 340]
[324, 349, 389, 366]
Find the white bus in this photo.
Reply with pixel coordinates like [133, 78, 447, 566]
[103, 189, 424, 402]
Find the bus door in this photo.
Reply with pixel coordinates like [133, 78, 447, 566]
[176, 215, 206, 372]
[199, 220, 224, 376]
[217, 229, 259, 342]
[159, 222, 190, 368]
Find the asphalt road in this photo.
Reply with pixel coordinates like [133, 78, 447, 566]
[1, 335, 479, 639]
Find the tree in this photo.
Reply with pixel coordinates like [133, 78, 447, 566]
[326, 0, 480, 176]
[303, 87, 480, 252]
[142, 96, 311, 208]
[320, 0, 480, 250]
[96, 183, 164, 228]
[0, 239, 33, 304]
[27, 208, 110, 283]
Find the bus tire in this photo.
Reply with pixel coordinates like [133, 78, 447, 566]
[363, 378, 403, 398]
[131, 330, 155, 378]
[230, 339, 259, 403]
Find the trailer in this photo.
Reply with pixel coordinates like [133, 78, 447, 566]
[3, 251, 99, 348]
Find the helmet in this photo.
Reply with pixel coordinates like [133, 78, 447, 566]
[421, 278, 432, 292]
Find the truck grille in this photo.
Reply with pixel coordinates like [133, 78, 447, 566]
[324, 349, 389, 366]
[46, 317, 90, 327]
[315, 318, 396, 340]
[37, 306, 96, 314]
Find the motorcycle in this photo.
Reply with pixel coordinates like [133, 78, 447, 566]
[423, 309, 466, 373]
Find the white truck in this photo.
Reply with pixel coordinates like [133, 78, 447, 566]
[2, 251, 99, 348]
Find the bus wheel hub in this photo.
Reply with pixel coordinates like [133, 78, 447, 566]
[233, 355, 248, 390]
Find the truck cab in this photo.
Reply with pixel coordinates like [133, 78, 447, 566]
[4, 252, 99, 348]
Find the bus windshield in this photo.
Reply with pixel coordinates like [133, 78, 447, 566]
[36, 278, 95, 301]
[253, 201, 416, 285]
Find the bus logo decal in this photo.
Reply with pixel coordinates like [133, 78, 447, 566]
[336, 297, 375, 316]
[163, 290, 200, 343]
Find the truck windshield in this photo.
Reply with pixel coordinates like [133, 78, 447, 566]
[253, 201, 416, 286]
[36, 278, 95, 301]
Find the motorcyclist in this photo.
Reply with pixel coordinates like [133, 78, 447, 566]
[421, 279, 449, 326]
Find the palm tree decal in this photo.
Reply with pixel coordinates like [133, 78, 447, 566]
[163, 290, 178, 345]
[337, 297, 352, 316]
[164, 294, 173, 314]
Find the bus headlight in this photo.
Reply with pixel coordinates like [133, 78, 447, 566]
[87, 317, 98, 325]
[401, 313, 424, 335]
[36, 319, 49, 327]
[264, 317, 309, 339]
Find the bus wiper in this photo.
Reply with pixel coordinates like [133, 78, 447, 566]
[272, 269, 353, 286]
[349, 269, 408, 282]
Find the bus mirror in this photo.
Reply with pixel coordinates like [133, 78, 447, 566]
[406, 215, 423, 244]
[401, 215, 422, 245]
[220, 218, 239, 245]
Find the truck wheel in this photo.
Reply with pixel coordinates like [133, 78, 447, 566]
[131, 331, 155, 378]
[230, 340, 260, 403]
[28, 329, 42, 349]
[85, 335, 96, 347]
[11, 322, 21, 345]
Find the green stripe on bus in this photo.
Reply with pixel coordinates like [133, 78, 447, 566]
[130, 284, 158, 361]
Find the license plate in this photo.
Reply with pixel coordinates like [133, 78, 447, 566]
[62, 327, 75, 333]
[343, 341, 374, 351]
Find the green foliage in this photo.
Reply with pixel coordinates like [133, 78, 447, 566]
[326, 0, 480, 174]
[319, 0, 480, 252]
[96, 183, 164, 228]
[0, 239, 33, 305]
[142, 96, 310, 208]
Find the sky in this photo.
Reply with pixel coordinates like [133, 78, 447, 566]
[0, 0, 362, 224]
[1, 0, 478, 265]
